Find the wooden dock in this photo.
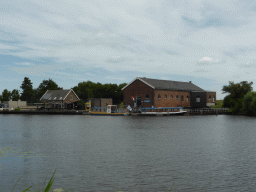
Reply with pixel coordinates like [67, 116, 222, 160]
[0, 110, 84, 115]
[185, 108, 231, 116]
[0, 108, 230, 116]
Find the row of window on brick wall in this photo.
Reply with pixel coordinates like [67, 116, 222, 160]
[157, 94, 189, 102]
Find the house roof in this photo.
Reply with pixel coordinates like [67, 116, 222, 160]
[40, 89, 79, 101]
[122, 77, 205, 91]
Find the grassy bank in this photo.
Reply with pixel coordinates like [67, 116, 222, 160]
[210, 100, 223, 108]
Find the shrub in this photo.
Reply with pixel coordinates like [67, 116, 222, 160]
[14, 107, 20, 111]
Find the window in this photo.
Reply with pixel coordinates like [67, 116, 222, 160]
[158, 94, 161, 99]
[145, 94, 150, 100]
[181, 95, 184, 102]
[196, 96, 200, 102]
[176, 95, 179, 100]
[187, 96, 189, 102]
[209, 95, 211, 100]
[49, 97, 51, 100]
[60, 97, 62, 100]
[170, 95, 173, 99]
[165, 95, 167, 99]
[70, 95, 73, 100]
[213, 96, 215, 102]
[54, 97, 57, 100]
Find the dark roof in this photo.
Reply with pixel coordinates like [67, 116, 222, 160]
[40, 89, 79, 101]
[122, 77, 205, 91]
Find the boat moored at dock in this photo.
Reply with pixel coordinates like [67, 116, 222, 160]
[129, 107, 187, 116]
[89, 105, 126, 116]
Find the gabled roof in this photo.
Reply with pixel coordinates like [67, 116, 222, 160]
[122, 77, 205, 91]
[40, 89, 79, 101]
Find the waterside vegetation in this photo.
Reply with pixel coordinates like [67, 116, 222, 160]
[222, 81, 256, 116]
[12, 169, 73, 192]
[209, 100, 223, 108]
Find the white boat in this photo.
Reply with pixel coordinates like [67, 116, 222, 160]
[129, 107, 187, 116]
[89, 105, 126, 116]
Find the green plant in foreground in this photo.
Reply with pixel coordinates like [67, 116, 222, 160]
[169, 184, 173, 192]
[12, 169, 72, 192]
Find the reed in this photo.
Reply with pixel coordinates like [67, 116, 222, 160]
[12, 169, 72, 192]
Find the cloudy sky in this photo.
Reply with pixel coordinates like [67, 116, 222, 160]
[1, 0, 256, 99]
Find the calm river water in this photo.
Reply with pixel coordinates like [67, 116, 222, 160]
[1, 114, 256, 191]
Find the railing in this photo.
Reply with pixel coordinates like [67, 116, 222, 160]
[90, 105, 128, 113]
[186, 108, 230, 114]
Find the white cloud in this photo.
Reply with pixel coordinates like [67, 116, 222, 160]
[198, 57, 226, 65]
[2, 0, 256, 99]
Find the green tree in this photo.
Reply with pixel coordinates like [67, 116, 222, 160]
[36, 79, 60, 101]
[73, 82, 88, 102]
[20, 77, 34, 103]
[242, 92, 256, 116]
[2, 89, 11, 101]
[11, 89, 20, 101]
[72, 81, 127, 104]
[222, 81, 253, 114]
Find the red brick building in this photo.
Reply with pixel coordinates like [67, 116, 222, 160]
[122, 77, 216, 108]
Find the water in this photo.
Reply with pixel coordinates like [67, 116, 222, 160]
[1, 114, 256, 191]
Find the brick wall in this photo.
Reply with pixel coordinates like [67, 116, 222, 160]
[64, 91, 79, 104]
[190, 91, 207, 108]
[100, 98, 112, 108]
[123, 79, 154, 107]
[154, 90, 191, 107]
[206, 92, 216, 103]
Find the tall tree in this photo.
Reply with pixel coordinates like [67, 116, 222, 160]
[11, 89, 20, 101]
[36, 79, 60, 101]
[242, 92, 256, 116]
[2, 89, 11, 101]
[222, 81, 253, 114]
[20, 77, 34, 103]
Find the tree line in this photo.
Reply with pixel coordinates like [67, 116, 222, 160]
[0, 77, 127, 105]
[222, 81, 256, 115]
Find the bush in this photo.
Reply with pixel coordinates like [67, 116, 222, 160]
[210, 100, 223, 108]
[14, 107, 20, 111]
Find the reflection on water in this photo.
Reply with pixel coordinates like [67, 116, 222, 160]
[1, 115, 256, 191]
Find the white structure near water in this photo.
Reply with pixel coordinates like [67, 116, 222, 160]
[1, 100, 27, 109]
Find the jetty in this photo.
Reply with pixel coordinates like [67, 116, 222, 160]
[185, 108, 230, 115]
[0, 110, 85, 115]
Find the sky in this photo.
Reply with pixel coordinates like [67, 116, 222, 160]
[1, 0, 256, 99]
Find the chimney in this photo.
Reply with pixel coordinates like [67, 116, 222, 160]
[61, 87, 63, 90]
[189, 81, 192, 83]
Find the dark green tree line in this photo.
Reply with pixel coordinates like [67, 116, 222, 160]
[1, 89, 20, 102]
[72, 81, 127, 104]
[1, 77, 127, 104]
